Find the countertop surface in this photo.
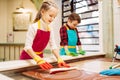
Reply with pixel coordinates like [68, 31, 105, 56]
[1, 57, 119, 80]
[0, 53, 108, 80]
[0, 52, 105, 72]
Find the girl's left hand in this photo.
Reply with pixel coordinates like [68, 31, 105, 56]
[57, 57, 70, 68]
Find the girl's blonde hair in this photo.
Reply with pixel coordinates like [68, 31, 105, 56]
[33, 1, 58, 23]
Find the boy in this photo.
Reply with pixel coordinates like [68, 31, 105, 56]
[60, 13, 85, 56]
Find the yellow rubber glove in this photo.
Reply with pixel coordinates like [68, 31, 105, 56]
[57, 57, 70, 68]
[34, 56, 53, 70]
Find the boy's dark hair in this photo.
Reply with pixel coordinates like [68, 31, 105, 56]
[68, 13, 81, 23]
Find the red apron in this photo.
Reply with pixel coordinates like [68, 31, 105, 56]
[20, 20, 50, 59]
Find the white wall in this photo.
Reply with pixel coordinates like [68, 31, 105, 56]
[8, 0, 38, 43]
[0, 0, 7, 43]
[113, 0, 120, 58]
[113, 0, 120, 45]
[0, 0, 62, 46]
[99, 0, 120, 58]
[0, 0, 37, 43]
[49, 0, 62, 47]
[1, 0, 119, 51]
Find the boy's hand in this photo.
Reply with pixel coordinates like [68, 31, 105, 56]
[65, 50, 78, 56]
[78, 50, 86, 55]
[34, 56, 53, 70]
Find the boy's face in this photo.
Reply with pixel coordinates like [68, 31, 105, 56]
[68, 20, 79, 29]
[41, 7, 58, 24]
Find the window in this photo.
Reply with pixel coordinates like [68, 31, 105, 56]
[62, 0, 100, 53]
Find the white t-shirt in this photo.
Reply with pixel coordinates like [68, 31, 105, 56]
[24, 19, 57, 51]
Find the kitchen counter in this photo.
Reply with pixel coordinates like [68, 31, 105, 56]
[0, 52, 106, 80]
[0, 58, 119, 80]
[0, 52, 105, 72]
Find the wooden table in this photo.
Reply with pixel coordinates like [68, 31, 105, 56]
[69, 59, 120, 73]
[22, 58, 120, 80]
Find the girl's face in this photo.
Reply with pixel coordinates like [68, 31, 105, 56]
[68, 20, 79, 29]
[41, 7, 58, 24]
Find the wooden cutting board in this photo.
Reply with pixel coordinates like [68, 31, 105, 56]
[22, 69, 120, 80]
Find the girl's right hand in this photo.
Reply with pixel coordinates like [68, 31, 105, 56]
[34, 56, 53, 70]
[37, 59, 53, 70]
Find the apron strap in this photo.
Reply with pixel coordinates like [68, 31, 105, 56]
[38, 20, 40, 29]
[65, 24, 76, 31]
[35, 52, 43, 54]
[38, 20, 50, 31]
[61, 46, 76, 48]
[37, 20, 43, 54]
[66, 25, 69, 30]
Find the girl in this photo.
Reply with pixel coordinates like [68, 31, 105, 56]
[20, 1, 69, 70]
[60, 13, 85, 56]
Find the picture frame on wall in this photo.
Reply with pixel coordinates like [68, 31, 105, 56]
[118, 0, 120, 6]
[12, 12, 31, 31]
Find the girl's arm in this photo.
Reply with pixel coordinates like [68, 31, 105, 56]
[49, 27, 70, 67]
[24, 24, 38, 58]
